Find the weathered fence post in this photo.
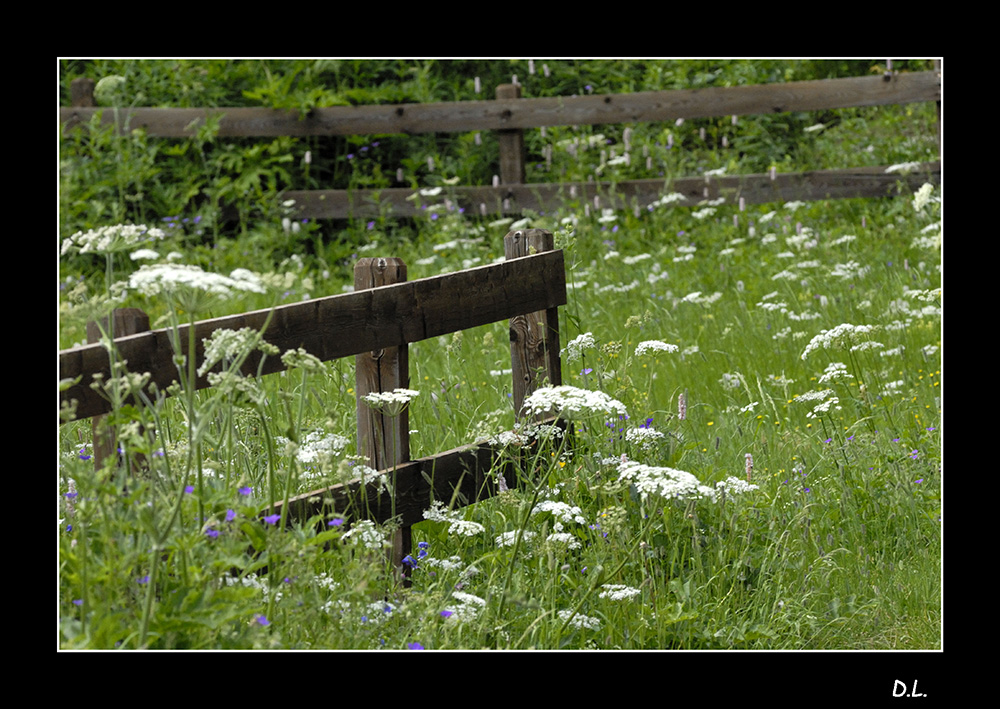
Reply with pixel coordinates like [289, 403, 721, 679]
[504, 229, 562, 421]
[496, 83, 526, 187]
[70, 77, 96, 107]
[353, 257, 413, 575]
[85, 308, 150, 471]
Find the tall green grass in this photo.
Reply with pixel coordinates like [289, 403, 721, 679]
[59, 60, 940, 650]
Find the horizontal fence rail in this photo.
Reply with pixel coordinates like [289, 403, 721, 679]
[61, 72, 940, 137]
[60, 249, 566, 422]
[280, 163, 941, 219]
[60, 69, 941, 219]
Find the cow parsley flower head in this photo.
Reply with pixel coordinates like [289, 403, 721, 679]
[61, 224, 166, 256]
[362, 388, 419, 416]
[342, 519, 389, 551]
[557, 609, 601, 630]
[599, 584, 642, 601]
[561, 332, 597, 362]
[635, 340, 679, 356]
[616, 459, 715, 502]
[128, 263, 265, 299]
[198, 327, 264, 377]
[522, 385, 628, 421]
[800, 323, 878, 360]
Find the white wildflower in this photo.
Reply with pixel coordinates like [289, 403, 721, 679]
[599, 584, 642, 601]
[616, 459, 715, 502]
[818, 362, 850, 383]
[625, 426, 665, 449]
[61, 223, 166, 256]
[342, 520, 389, 551]
[546, 532, 582, 550]
[281, 347, 323, 372]
[885, 161, 922, 174]
[562, 332, 597, 361]
[532, 500, 587, 525]
[362, 388, 419, 416]
[715, 476, 759, 495]
[557, 609, 601, 630]
[800, 323, 878, 360]
[128, 263, 265, 298]
[635, 340, 679, 356]
[496, 530, 536, 548]
[522, 385, 628, 421]
[198, 327, 264, 377]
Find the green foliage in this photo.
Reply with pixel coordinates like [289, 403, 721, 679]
[58, 59, 941, 651]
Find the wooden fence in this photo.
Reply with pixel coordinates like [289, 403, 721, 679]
[59, 228, 565, 572]
[61, 67, 941, 220]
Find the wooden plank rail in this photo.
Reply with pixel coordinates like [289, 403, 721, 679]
[60, 72, 940, 137]
[60, 68, 941, 218]
[280, 163, 941, 219]
[59, 248, 566, 421]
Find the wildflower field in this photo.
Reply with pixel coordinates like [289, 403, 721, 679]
[58, 59, 942, 653]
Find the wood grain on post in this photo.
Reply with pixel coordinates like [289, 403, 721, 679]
[70, 77, 96, 108]
[504, 229, 562, 420]
[85, 308, 150, 470]
[496, 84, 526, 186]
[353, 257, 412, 573]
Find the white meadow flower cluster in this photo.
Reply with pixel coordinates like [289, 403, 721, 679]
[599, 584, 642, 601]
[616, 459, 715, 503]
[634, 340, 679, 356]
[806, 395, 841, 418]
[904, 287, 942, 303]
[281, 347, 324, 372]
[275, 430, 350, 466]
[128, 263, 265, 298]
[522, 385, 628, 421]
[422, 500, 486, 537]
[198, 327, 264, 377]
[545, 532, 582, 550]
[342, 519, 389, 550]
[496, 530, 536, 548]
[885, 161, 923, 175]
[531, 499, 587, 526]
[715, 476, 760, 495]
[680, 291, 723, 305]
[557, 609, 601, 630]
[441, 591, 487, 622]
[800, 323, 877, 360]
[362, 388, 420, 416]
[61, 223, 166, 256]
[561, 332, 597, 361]
[489, 421, 565, 448]
[649, 192, 687, 208]
[830, 260, 871, 279]
[625, 426, 665, 449]
[912, 182, 936, 212]
[818, 362, 851, 383]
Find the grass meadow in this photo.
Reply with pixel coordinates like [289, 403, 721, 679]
[58, 59, 942, 654]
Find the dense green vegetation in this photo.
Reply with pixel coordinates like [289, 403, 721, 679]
[58, 59, 941, 652]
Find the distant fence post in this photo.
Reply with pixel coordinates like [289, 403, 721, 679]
[353, 257, 413, 575]
[496, 83, 526, 186]
[504, 229, 562, 421]
[70, 77, 96, 107]
[85, 308, 150, 471]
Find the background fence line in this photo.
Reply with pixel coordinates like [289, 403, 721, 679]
[61, 68, 941, 220]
